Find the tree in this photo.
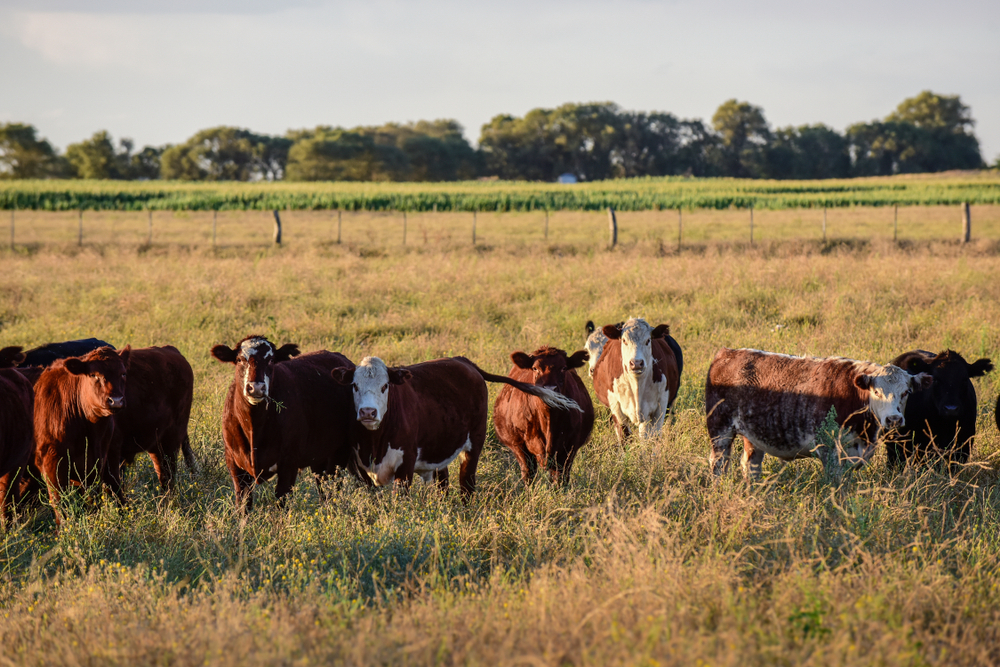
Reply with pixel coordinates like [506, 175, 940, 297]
[768, 124, 850, 179]
[0, 123, 65, 178]
[161, 127, 291, 181]
[66, 131, 121, 179]
[285, 128, 396, 181]
[710, 100, 771, 178]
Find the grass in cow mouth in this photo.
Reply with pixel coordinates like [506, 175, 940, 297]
[1, 238, 1000, 665]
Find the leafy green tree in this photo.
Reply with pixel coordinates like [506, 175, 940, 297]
[285, 128, 398, 181]
[0, 123, 65, 178]
[710, 99, 771, 178]
[66, 131, 121, 179]
[128, 145, 163, 180]
[160, 127, 291, 181]
[768, 124, 850, 179]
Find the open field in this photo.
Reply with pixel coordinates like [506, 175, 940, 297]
[7, 204, 1000, 248]
[2, 238, 1000, 665]
[2, 172, 999, 212]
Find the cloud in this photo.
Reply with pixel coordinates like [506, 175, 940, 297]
[11, 11, 148, 67]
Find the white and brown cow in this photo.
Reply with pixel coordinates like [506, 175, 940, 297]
[584, 320, 621, 377]
[332, 356, 580, 498]
[591, 318, 683, 443]
[706, 348, 933, 479]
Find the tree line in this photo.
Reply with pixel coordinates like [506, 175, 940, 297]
[0, 91, 990, 183]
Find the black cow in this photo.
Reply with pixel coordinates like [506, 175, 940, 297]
[19, 338, 114, 369]
[889, 349, 993, 469]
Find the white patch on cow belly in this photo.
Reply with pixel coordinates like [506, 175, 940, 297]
[268, 464, 277, 474]
[374, 446, 405, 486]
[413, 436, 472, 475]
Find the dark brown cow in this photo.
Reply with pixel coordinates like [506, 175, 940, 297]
[113, 346, 197, 491]
[706, 348, 932, 479]
[211, 335, 362, 510]
[0, 347, 33, 526]
[888, 349, 992, 469]
[591, 318, 683, 443]
[494, 347, 595, 485]
[331, 356, 581, 498]
[32, 346, 131, 526]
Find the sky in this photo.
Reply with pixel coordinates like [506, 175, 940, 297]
[1, 0, 998, 162]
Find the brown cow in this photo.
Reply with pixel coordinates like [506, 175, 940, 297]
[494, 347, 595, 485]
[332, 356, 581, 498]
[0, 347, 33, 526]
[591, 318, 683, 443]
[32, 346, 131, 526]
[211, 335, 362, 510]
[113, 346, 197, 492]
[706, 348, 933, 479]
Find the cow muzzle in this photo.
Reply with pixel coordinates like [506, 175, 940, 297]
[358, 407, 380, 430]
[107, 395, 125, 410]
[884, 414, 904, 429]
[244, 382, 267, 403]
[940, 404, 960, 417]
[628, 359, 645, 376]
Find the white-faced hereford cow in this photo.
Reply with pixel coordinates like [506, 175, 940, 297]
[113, 346, 197, 492]
[331, 356, 581, 498]
[32, 346, 131, 526]
[887, 349, 992, 469]
[211, 335, 363, 510]
[0, 347, 33, 526]
[591, 318, 683, 442]
[493, 347, 594, 485]
[706, 348, 933, 479]
[583, 320, 622, 377]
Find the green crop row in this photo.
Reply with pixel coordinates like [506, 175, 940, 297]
[1, 173, 998, 211]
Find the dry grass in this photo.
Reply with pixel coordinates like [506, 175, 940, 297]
[2, 237, 1000, 665]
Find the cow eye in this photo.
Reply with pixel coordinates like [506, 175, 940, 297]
[352, 383, 359, 392]
[381, 383, 388, 393]
[901, 390, 909, 398]
[646, 338, 651, 345]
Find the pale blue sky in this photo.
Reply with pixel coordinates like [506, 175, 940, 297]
[2, 0, 998, 163]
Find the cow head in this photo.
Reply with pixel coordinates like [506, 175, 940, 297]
[603, 318, 669, 378]
[331, 356, 411, 431]
[63, 345, 131, 417]
[902, 350, 992, 417]
[0, 346, 24, 369]
[211, 335, 300, 406]
[854, 364, 932, 430]
[512, 346, 588, 393]
[585, 321, 622, 377]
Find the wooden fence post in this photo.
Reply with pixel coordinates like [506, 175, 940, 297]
[822, 207, 827, 242]
[78, 210, 83, 246]
[544, 210, 549, 241]
[607, 207, 617, 248]
[272, 210, 282, 245]
[147, 210, 153, 245]
[677, 208, 682, 249]
[402, 211, 407, 245]
[337, 210, 342, 244]
[212, 210, 217, 247]
[749, 205, 754, 246]
[962, 202, 971, 243]
[893, 204, 898, 241]
[9, 210, 14, 250]
[472, 211, 477, 245]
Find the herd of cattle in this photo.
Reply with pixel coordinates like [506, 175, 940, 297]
[0, 317, 996, 528]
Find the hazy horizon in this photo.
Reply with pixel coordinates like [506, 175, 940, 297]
[2, 0, 998, 164]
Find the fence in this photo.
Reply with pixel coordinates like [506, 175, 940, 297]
[5, 204, 999, 251]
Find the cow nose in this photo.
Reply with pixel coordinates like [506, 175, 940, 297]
[107, 395, 125, 409]
[246, 382, 265, 397]
[886, 415, 903, 428]
[359, 407, 377, 421]
[942, 404, 959, 415]
[630, 359, 644, 371]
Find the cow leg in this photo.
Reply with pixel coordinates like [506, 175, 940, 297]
[228, 462, 255, 512]
[549, 446, 576, 486]
[274, 465, 298, 507]
[708, 427, 735, 477]
[0, 471, 14, 528]
[611, 414, 631, 447]
[507, 440, 537, 484]
[148, 450, 178, 493]
[101, 445, 126, 506]
[740, 437, 764, 481]
[434, 467, 450, 492]
[458, 450, 480, 501]
[181, 434, 199, 474]
[884, 433, 908, 470]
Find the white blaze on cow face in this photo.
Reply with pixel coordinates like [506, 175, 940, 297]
[619, 318, 656, 377]
[239, 337, 274, 405]
[352, 357, 391, 430]
[856, 364, 930, 430]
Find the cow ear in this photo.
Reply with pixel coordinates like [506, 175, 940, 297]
[118, 344, 131, 369]
[602, 325, 622, 340]
[274, 344, 300, 363]
[211, 344, 239, 364]
[912, 372, 934, 391]
[567, 350, 589, 369]
[64, 358, 89, 375]
[968, 358, 994, 377]
[388, 368, 412, 385]
[906, 357, 930, 374]
[0, 346, 24, 369]
[651, 324, 670, 339]
[585, 320, 595, 335]
[854, 374, 874, 391]
[331, 367, 355, 385]
[511, 352, 534, 369]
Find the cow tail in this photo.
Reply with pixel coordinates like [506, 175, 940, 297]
[181, 434, 199, 474]
[995, 395, 1000, 435]
[462, 359, 582, 412]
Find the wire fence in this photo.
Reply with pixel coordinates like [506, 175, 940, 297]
[5, 204, 999, 250]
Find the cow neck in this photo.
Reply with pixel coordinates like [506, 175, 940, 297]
[49, 368, 100, 424]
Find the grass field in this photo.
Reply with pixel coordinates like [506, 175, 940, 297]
[2, 171, 1000, 212]
[2, 236, 1000, 665]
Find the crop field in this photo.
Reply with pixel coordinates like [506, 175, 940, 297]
[2, 171, 999, 212]
[2, 236, 1000, 665]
